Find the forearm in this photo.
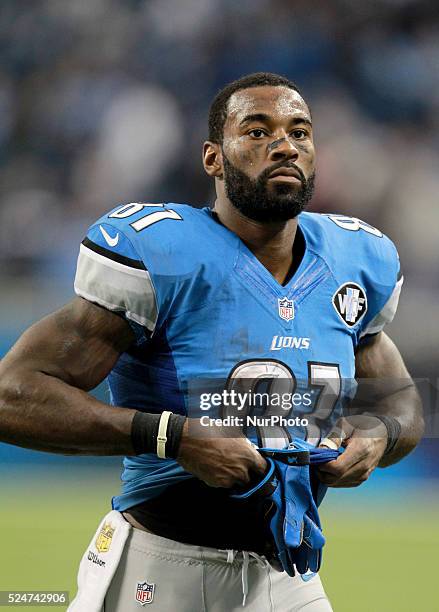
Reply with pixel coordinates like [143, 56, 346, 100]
[0, 366, 136, 455]
[353, 332, 424, 468]
[0, 365, 267, 488]
[369, 382, 424, 467]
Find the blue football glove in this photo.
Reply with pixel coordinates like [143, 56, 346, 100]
[231, 439, 341, 577]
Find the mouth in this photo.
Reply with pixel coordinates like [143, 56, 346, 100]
[268, 167, 303, 184]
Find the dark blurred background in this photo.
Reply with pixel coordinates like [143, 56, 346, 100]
[0, 2, 438, 609]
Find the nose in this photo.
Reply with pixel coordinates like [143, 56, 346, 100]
[267, 136, 299, 162]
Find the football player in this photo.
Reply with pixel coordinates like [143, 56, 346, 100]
[0, 73, 423, 611]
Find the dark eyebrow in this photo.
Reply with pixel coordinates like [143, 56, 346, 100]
[239, 113, 271, 126]
[239, 113, 312, 128]
[291, 116, 313, 128]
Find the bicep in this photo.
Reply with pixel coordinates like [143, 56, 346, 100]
[1, 297, 135, 391]
[354, 332, 414, 407]
[355, 332, 410, 380]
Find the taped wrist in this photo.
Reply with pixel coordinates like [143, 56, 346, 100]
[373, 414, 402, 456]
[165, 413, 186, 458]
[131, 411, 185, 458]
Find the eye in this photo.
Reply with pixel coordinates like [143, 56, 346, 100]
[248, 128, 267, 139]
[291, 129, 308, 139]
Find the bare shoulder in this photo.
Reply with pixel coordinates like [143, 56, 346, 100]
[51, 297, 135, 347]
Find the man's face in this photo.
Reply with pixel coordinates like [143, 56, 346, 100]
[221, 86, 316, 222]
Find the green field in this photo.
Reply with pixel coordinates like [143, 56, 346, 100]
[1, 467, 437, 612]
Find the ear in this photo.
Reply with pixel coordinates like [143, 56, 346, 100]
[202, 141, 223, 179]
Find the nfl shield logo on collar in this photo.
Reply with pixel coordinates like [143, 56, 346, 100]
[278, 297, 294, 321]
[135, 581, 155, 605]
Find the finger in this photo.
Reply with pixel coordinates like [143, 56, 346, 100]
[202, 478, 222, 488]
[319, 417, 355, 450]
[317, 436, 369, 475]
[319, 467, 367, 487]
[319, 437, 339, 451]
[243, 438, 267, 473]
[253, 452, 268, 474]
[326, 480, 365, 489]
[319, 456, 373, 487]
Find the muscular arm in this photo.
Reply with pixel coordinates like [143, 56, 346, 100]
[0, 296, 266, 484]
[353, 331, 423, 467]
[0, 297, 137, 454]
[318, 332, 423, 486]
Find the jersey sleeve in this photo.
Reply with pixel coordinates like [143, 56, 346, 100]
[74, 222, 158, 344]
[303, 213, 404, 345]
[359, 270, 403, 339]
[357, 235, 403, 342]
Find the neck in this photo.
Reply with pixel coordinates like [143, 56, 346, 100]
[212, 198, 299, 285]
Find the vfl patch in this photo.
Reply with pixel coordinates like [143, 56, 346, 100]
[333, 282, 367, 327]
[95, 521, 115, 553]
[278, 297, 294, 321]
[135, 581, 155, 605]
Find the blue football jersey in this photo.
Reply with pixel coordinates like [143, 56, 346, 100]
[74, 203, 402, 511]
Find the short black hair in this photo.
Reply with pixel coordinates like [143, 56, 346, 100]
[208, 72, 303, 144]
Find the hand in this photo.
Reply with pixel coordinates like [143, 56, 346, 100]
[317, 415, 388, 488]
[177, 419, 267, 488]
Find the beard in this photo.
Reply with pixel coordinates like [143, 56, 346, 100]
[222, 153, 315, 223]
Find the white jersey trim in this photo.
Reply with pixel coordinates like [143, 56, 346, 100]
[74, 243, 158, 332]
[360, 275, 403, 338]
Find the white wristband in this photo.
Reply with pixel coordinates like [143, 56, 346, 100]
[157, 411, 172, 459]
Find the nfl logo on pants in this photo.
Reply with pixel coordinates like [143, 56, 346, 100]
[135, 581, 155, 605]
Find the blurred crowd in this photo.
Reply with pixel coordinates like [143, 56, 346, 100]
[0, 0, 438, 376]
